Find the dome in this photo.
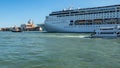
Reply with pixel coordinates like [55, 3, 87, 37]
[28, 19, 33, 24]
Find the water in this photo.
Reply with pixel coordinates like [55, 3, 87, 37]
[0, 31, 120, 68]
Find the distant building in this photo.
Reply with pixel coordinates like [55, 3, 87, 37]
[21, 19, 35, 31]
[37, 24, 45, 31]
[1, 27, 11, 31]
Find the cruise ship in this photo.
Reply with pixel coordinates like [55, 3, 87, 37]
[45, 5, 120, 33]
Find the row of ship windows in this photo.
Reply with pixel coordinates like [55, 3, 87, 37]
[51, 18, 120, 24]
[50, 10, 120, 17]
[51, 9, 118, 14]
[72, 18, 119, 24]
[53, 6, 118, 13]
[49, 13, 118, 17]
[64, 25, 103, 29]
[51, 22, 120, 25]
[52, 22, 64, 24]
[47, 14, 119, 21]
[47, 16, 118, 21]
[57, 13, 118, 17]
[72, 22, 120, 25]
[72, 15, 117, 18]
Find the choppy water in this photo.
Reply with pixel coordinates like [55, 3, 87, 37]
[0, 31, 120, 68]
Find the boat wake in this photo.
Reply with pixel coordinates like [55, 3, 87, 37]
[43, 35, 88, 38]
[60, 35, 86, 38]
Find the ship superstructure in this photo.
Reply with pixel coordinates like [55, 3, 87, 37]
[45, 5, 120, 33]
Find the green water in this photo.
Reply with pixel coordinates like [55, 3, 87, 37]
[0, 31, 120, 68]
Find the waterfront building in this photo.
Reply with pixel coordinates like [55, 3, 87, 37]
[21, 19, 35, 31]
[45, 5, 120, 33]
[1, 27, 11, 31]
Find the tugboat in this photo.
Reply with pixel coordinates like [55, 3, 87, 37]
[11, 26, 22, 32]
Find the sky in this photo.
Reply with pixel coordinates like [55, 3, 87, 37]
[0, 0, 120, 28]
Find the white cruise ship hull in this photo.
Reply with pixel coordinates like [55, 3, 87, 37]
[45, 22, 120, 33]
[44, 5, 120, 33]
